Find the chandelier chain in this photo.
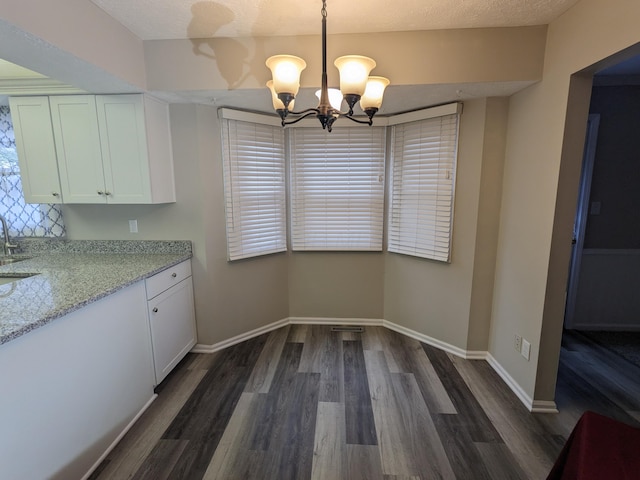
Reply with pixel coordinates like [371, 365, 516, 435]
[322, 0, 327, 19]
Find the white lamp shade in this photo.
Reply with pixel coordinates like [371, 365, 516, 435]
[334, 55, 376, 96]
[266, 55, 307, 95]
[360, 76, 390, 110]
[268, 81, 294, 110]
[315, 88, 343, 111]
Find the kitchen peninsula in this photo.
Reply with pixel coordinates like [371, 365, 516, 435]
[0, 239, 195, 480]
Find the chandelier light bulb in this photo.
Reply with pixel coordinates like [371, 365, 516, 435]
[266, 55, 307, 96]
[268, 81, 294, 110]
[360, 76, 390, 111]
[316, 88, 343, 111]
[334, 55, 376, 96]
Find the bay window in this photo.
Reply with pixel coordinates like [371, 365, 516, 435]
[220, 103, 460, 262]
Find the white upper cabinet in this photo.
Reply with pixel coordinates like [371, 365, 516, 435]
[97, 95, 176, 204]
[52, 94, 176, 204]
[11, 94, 176, 205]
[50, 95, 105, 203]
[8, 96, 63, 203]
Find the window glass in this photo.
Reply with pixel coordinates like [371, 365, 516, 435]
[290, 126, 386, 251]
[221, 118, 287, 261]
[0, 106, 65, 238]
[388, 113, 459, 262]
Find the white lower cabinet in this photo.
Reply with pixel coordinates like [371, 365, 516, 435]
[0, 260, 197, 478]
[0, 283, 155, 480]
[146, 260, 197, 385]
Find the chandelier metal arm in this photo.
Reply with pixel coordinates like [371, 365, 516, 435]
[341, 114, 373, 126]
[279, 105, 375, 130]
[276, 109, 318, 126]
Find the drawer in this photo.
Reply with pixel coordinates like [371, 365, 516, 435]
[145, 259, 192, 300]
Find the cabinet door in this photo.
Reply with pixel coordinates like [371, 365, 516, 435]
[8, 97, 62, 203]
[50, 95, 106, 204]
[96, 95, 152, 204]
[147, 277, 196, 385]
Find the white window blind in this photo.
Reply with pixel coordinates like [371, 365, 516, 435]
[290, 126, 386, 251]
[388, 111, 460, 262]
[221, 118, 286, 261]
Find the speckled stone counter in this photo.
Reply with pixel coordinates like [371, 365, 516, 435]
[0, 240, 192, 345]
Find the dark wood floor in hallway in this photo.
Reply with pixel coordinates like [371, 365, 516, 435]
[90, 326, 640, 480]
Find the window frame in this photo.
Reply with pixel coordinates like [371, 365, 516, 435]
[387, 103, 461, 262]
[219, 103, 461, 262]
[288, 124, 387, 252]
[220, 110, 287, 261]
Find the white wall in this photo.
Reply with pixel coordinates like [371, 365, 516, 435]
[384, 98, 486, 348]
[384, 98, 509, 352]
[6, 0, 640, 406]
[0, 0, 145, 92]
[490, 0, 640, 403]
[63, 104, 290, 346]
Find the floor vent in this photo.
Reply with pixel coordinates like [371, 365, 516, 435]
[330, 326, 364, 333]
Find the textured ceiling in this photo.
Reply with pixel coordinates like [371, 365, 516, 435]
[89, 0, 580, 40]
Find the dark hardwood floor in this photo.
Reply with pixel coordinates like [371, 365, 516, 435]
[90, 325, 640, 480]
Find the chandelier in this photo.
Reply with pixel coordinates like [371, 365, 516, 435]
[265, 0, 390, 132]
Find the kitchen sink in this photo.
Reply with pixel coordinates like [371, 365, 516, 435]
[0, 274, 36, 286]
[0, 256, 30, 266]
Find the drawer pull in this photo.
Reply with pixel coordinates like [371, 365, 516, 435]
[171, 272, 177, 278]
[152, 307, 158, 313]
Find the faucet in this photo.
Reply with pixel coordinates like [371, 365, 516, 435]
[0, 214, 18, 255]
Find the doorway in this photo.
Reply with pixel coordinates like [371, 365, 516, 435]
[564, 113, 599, 330]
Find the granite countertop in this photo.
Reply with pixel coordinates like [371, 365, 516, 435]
[0, 240, 192, 346]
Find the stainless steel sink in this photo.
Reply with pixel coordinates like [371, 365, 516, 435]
[0, 274, 36, 286]
[0, 256, 30, 266]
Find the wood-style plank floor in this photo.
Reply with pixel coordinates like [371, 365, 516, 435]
[90, 326, 640, 480]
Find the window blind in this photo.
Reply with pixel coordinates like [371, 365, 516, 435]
[221, 118, 286, 261]
[388, 113, 459, 262]
[290, 126, 386, 251]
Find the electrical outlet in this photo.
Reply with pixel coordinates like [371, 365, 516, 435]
[514, 334, 522, 353]
[522, 339, 531, 360]
[129, 219, 138, 233]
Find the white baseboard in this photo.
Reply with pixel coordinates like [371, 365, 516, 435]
[531, 400, 559, 413]
[289, 316, 384, 326]
[191, 318, 290, 354]
[191, 317, 554, 413]
[485, 354, 558, 413]
[464, 350, 490, 360]
[382, 320, 470, 359]
[486, 354, 535, 411]
[82, 394, 158, 480]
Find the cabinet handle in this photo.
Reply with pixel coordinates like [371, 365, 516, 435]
[52, 192, 59, 197]
[171, 272, 177, 278]
[97, 190, 104, 195]
[105, 191, 112, 196]
[152, 307, 158, 313]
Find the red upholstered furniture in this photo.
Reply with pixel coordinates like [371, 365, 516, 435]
[547, 411, 640, 480]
